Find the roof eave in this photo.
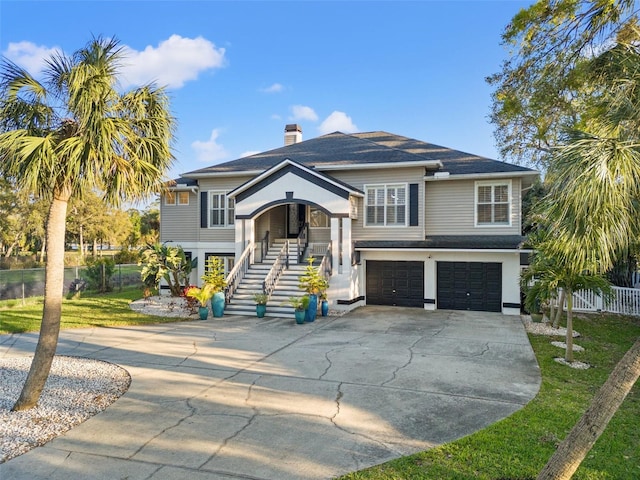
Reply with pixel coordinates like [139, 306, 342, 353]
[181, 169, 265, 179]
[316, 160, 443, 171]
[424, 170, 539, 182]
[355, 247, 524, 253]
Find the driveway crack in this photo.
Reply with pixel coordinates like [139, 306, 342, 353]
[380, 336, 423, 386]
[198, 376, 262, 467]
[329, 382, 403, 457]
[177, 340, 198, 366]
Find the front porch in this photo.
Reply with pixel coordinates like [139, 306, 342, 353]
[224, 158, 364, 314]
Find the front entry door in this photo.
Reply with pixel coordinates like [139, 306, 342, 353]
[287, 204, 305, 238]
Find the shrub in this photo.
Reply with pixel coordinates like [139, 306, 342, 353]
[113, 249, 141, 265]
[84, 257, 116, 292]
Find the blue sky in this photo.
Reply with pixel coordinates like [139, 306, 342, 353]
[1, 0, 531, 179]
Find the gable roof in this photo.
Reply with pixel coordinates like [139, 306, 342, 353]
[182, 131, 536, 178]
[228, 158, 363, 201]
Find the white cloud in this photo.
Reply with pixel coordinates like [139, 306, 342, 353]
[2, 36, 225, 90]
[191, 129, 229, 163]
[270, 114, 282, 120]
[121, 35, 226, 89]
[318, 111, 358, 134]
[3, 41, 61, 74]
[260, 83, 283, 93]
[290, 105, 318, 122]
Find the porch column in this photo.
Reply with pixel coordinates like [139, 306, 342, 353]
[330, 217, 340, 276]
[341, 217, 351, 274]
[246, 219, 256, 263]
[235, 220, 244, 260]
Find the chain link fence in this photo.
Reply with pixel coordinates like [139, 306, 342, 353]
[0, 264, 142, 301]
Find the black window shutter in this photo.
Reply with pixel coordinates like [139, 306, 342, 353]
[200, 192, 208, 228]
[409, 183, 419, 226]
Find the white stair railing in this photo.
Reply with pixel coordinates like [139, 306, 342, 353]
[263, 241, 289, 297]
[225, 242, 255, 303]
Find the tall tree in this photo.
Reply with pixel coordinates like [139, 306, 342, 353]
[491, 2, 640, 478]
[488, 0, 639, 167]
[0, 37, 174, 410]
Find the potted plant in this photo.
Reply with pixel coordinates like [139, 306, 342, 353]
[287, 295, 310, 324]
[202, 256, 227, 317]
[253, 292, 269, 318]
[298, 257, 329, 322]
[185, 284, 214, 320]
[319, 291, 329, 317]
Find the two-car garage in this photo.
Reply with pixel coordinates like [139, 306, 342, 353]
[365, 259, 504, 313]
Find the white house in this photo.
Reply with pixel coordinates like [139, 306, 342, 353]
[160, 125, 538, 316]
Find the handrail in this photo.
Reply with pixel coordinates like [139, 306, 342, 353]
[262, 241, 288, 297]
[224, 242, 255, 303]
[260, 231, 270, 263]
[296, 222, 309, 264]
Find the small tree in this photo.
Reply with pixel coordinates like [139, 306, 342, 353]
[522, 241, 611, 363]
[202, 256, 226, 292]
[298, 256, 328, 295]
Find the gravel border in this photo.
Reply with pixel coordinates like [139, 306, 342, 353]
[0, 356, 130, 463]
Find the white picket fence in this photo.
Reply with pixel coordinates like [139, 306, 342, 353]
[556, 286, 640, 316]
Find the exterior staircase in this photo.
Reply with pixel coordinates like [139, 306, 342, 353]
[224, 239, 313, 318]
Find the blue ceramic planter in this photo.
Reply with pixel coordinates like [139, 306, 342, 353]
[321, 300, 329, 316]
[211, 292, 225, 317]
[295, 309, 306, 324]
[306, 294, 318, 322]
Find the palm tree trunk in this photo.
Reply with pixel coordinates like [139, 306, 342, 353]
[537, 337, 640, 480]
[553, 290, 565, 328]
[565, 289, 574, 363]
[12, 192, 70, 411]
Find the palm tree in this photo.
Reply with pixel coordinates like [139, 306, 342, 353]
[522, 240, 611, 363]
[530, 44, 640, 480]
[0, 37, 174, 410]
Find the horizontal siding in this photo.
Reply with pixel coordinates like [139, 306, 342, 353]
[198, 175, 253, 243]
[425, 178, 521, 235]
[331, 167, 425, 241]
[160, 191, 198, 242]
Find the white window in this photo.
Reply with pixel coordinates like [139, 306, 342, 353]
[365, 184, 407, 226]
[476, 181, 511, 226]
[309, 207, 329, 228]
[165, 191, 189, 206]
[209, 192, 234, 227]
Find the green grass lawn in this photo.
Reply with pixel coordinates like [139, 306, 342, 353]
[0, 287, 188, 334]
[339, 313, 640, 480]
[1, 294, 638, 479]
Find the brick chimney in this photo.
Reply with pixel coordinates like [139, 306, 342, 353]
[284, 124, 302, 146]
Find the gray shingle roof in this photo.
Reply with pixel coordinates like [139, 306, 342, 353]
[183, 131, 536, 177]
[355, 235, 525, 250]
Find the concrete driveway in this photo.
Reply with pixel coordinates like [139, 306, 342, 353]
[1, 307, 540, 480]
